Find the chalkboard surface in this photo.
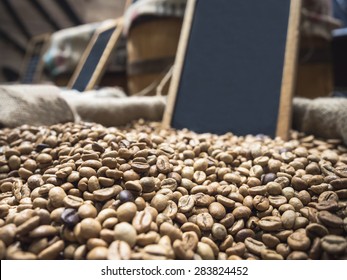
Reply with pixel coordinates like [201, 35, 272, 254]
[21, 34, 50, 84]
[71, 28, 114, 92]
[163, 0, 301, 139]
[68, 19, 123, 92]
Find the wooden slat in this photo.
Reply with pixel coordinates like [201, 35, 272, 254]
[67, 19, 124, 91]
[162, 0, 196, 128]
[276, 0, 302, 140]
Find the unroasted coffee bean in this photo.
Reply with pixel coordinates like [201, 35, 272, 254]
[225, 242, 245, 257]
[87, 247, 108, 260]
[281, 210, 296, 229]
[163, 201, 178, 218]
[63, 195, 84, 208]
[87, 238, 108, 250]
[244, 237, 266, 256]
[267, 182, 282, 195]
[114, 222, 137, 247]
[93, 187, 117, 202]
[286, 251, 308, 260]
[16, 216, 40, 237]
[117, 202, 137, 222]
[331, 178, 347, 190]
[160, 222, 182, 241]
[28, 225, 58, 238]
[79, 167, 96, 178]
[253, 195, 270, 211]
[258, 216, 282, 231]
[262, 234, 280, 248]
[48, 187, 66, 208]
[78, 204, 97, 219]
[79, 218, 102, 239]
[209, 202, 226, 220]
[180, 231, 199, 252]
[96, 209, 117, 224]
[124, 180, 142, 194]
[194, 158, 209, 171]
[321, 235, 347, 255]
[156, 155, 170, 174]
[316, 200, 339, 212]
[161, 178, 177, 191]
[38, 240, 64, 260]
[232, 206, 251, 219]
[306, 223, 329, 239]
[318, 211, 343, 228]
[142, 244, 171, 260]
[291, 176, 308, 191]
[287, 231, 311, 251]
[334, 165, 347, 178]
[235, 229, 255, 242]
[195, 193, 212, 207]
[229, 219, 245, 235]
[261, 249, 284, 260]
[173, 239, 194, 260]
[276, 243, 291, 258]
[132, 210, 152, 233]
[196, 242, 215, 260]
[0, 240, 6, 259]
[37, 153, 52, 164]
[1, 120, 347, 260]
[211, 223, 227, 240]
[216, 195, 235, 208]
[108, 240, 131, 260]
[136, 231, 160, 247]
[139, 177, 156, 193]
[151, 194, 169, 212]
[196, 213, 214, 231]
[131, 161, 150, 173]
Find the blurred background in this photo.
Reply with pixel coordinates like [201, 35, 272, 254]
[0, 0, 126, 83]
[0, 0, 347, 98]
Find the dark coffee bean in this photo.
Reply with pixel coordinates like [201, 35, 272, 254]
[262, 173, 277, 184]
[35, 143, 50, 152]
[61, 208, 80, 228]
[119, 190, 135, 203]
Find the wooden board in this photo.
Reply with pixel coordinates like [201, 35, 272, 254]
[163, 0, 302, 140]
[67, 18, 123, 91]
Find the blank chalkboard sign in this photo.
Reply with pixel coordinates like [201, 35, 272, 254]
[21, 34, 50, 84]
[68, 19, 123, 91]
[163, 0, 302, 140]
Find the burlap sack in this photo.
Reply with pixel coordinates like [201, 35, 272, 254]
[293, 97, 347, 144]
[0, 85, 75, 128]
[62, 89, 166, 127]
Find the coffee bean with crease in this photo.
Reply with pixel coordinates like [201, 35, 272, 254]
[178, 195, 195, 213]
[321, 235, 347, 255]
[196, 213, 214, 231]
[318, 211, 343, 228]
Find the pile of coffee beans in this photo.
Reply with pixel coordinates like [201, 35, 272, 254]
[0, 121, 346, 260]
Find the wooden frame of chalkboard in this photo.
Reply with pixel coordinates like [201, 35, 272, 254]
[163, 0, 302, 140]
[20, 33, 50, 84]
[67, 18, 123, 92]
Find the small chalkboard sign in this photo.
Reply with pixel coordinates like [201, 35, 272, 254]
[163, 0, 302, 140]
[68, 19, 123, 92]
[21, 34, 50, 83]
